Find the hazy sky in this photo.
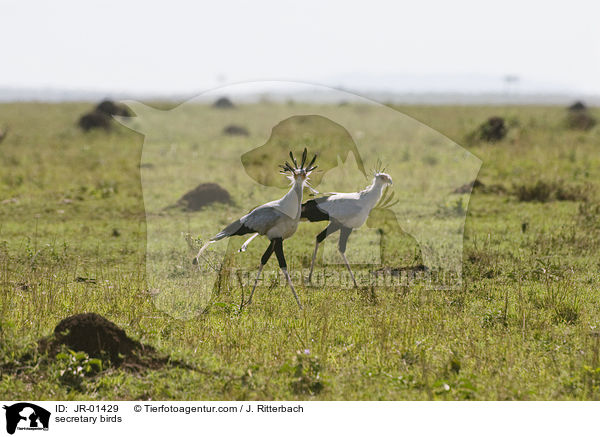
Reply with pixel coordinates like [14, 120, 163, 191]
[2, 0, 599, 95]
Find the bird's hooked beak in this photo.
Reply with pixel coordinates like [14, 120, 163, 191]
[376, 173, 393, 186]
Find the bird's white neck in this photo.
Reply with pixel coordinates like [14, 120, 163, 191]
[361, 177, 386, 207]
[277, 178, 305, 219]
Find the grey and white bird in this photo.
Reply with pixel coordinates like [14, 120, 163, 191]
[301, 171, 393, 287]
[194, 148, 318, 308]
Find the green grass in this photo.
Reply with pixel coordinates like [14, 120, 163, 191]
[1, 101, 600, 400]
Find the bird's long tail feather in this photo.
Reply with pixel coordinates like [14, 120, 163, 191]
[193, 219, 246, 264]
[192, 240, 214, 265]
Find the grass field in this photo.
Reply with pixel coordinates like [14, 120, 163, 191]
[1, 101, 600, 400]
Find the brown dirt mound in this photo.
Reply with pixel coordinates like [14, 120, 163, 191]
[568, 101, 587, 112]
[95, 99, 132, 117]
[177, 183, 231, 211]
[78, 112, 112, 131]
[39, 313, 167, 370]
[222, 124, 249, 136]
[453, 179, 507, 195]
[476, 116, 507, 142]
[453, 179, 484, 194]
[78, 100, 131, 132]
[213, 97, 234, 109]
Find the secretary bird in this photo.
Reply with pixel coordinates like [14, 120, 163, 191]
[193, 148, 317, 309]
[301, 171, 393, 287]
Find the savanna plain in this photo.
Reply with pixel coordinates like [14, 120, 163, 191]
[1, 101, 600, 400]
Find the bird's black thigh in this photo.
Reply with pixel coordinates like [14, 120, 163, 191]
[273, 238, 287, 269]
[316, 223, 341, 243]
[261, 240, 276, 265]
[338, 227, 353, 253]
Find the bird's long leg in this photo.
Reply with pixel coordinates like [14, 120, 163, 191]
[274, 238, 302, 309]
[247, 240, 275, 305]
[307, 223, 341, 284]
[238, 232, 259, 252]
[307, 240, 320, 283]
[338, 227, 357, 287]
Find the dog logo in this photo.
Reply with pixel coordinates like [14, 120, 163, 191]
[3, 403, 50, 435]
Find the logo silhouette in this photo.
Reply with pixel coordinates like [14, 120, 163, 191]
[115, 81, 482, 318]
[3, 403, 50, 435]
